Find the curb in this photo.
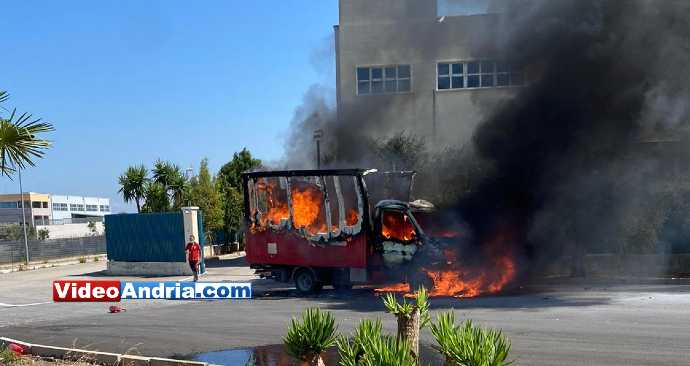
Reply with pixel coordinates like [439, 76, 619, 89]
[0, 337, 209, 366]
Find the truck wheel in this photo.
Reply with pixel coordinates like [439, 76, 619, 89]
[294, 269, 320, 294]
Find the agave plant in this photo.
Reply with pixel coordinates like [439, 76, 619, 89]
[431, 311, 512, 366]
[284, 308, 338, 366]
[337, 319, 417, 366]
[381, 286, 430, 357]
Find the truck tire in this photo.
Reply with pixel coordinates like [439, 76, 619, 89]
[294, 268, 321, 294]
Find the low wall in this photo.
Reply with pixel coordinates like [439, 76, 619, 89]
[106, 261, 196, 276]
[540, 254, 690, 277]
[584, 254, 690, 277]
[0, 236, 106, 265]
[0, 336, 207, 366]
[37, 222, 104, 239]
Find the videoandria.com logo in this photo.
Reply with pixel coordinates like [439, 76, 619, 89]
[52, 280, 252, 302]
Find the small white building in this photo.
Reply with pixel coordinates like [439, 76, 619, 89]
[50, 195, 111, 222]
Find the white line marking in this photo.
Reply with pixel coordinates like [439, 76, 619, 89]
[0, 301, 52, 308]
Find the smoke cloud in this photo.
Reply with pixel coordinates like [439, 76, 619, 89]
[284, 0, 690, 277]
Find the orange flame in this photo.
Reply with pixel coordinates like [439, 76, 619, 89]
[291, 186, 326, 233]
[346, 208, 359, 226]
[381, 211, 416, 242]
[373, 282, 410, 294]
[255, 180, 340, 235]
[375, 231, 517, 298]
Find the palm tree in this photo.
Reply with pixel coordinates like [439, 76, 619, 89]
[0, 103, 55, 176]
[0, 89, 54, 265]
[152, 159, 178, 187]
[153, 159, 188, 208]
[118, 165, 148, 213]
[169, 172, 189, 209]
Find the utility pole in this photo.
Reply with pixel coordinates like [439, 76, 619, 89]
[18, 168, 29, 264]
[313, 129, 323, 169]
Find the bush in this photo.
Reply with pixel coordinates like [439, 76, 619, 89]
[431, 312, 512, 366]
[337, 319, 417, 366]
[38, 228, 50, 240]
[0, 344, 20, 364]
[79, 256, 87, 264]
[283, 308, 338, 364]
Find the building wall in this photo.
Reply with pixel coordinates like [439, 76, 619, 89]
[336, 0, 519, 149]
[36, 222, 104, 239]
[50, 195, 111, 220]
[0, 193, 111, 224]
[0, 193, 50, 225]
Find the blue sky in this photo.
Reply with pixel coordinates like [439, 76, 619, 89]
[0, 0, 338, 212]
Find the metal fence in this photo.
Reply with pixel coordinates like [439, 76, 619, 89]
[0, 236, 106, 266]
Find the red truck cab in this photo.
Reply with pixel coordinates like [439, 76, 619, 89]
[242, 169, 429, 294]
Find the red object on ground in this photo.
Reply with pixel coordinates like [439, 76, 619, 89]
[108, 305, 125, 313]
[8, 343, 26, 355]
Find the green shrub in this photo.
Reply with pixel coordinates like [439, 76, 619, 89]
[337, 319, 417, 366]
[382, 286, 430, 328]
[431, 312, 512, 366]
[0, 344, 20, 364]
[38, 227, 50, 240]
[337, 319, 383, 366]
[283, 308, 338, 362]
[79, 256, 87, 264]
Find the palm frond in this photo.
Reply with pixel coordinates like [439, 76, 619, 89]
[283, 308, 338, 361]
[431, 312, 513, 366]
[0, 109, 54, 176]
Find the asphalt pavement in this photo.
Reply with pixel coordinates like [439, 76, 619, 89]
[1, 256, 690, 366]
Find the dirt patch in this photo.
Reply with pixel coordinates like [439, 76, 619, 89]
[5, 355, 95, 366]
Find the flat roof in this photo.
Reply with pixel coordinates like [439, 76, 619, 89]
[242, 168, 377, 178]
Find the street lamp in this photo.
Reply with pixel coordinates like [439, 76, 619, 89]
[18, 168, 29, 264]
[313, 129, 323, 169]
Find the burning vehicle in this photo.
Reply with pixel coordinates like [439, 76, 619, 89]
[242, 169, 516, 296]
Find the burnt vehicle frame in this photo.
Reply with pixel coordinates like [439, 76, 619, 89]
[241, 168, 429, 294]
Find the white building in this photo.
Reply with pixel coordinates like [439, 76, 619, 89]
[50, 195, 111, 222]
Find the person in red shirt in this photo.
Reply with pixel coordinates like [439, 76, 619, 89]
[185, 235, 201, 281]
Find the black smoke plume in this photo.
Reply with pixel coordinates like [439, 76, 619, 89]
[285, 0, 690, 277]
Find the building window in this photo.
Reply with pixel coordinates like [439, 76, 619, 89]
[32, 201, 43, 209]
[437, 61, 524, 90]
[357, 65, 411, 95]
[100, 205, 110, 212]
[0, 202, 17, 209]
[43, 202, 48, 208]
[70, 204, 85, 211]
[86, 204, 99, 212]
[52, 203, 68, 211]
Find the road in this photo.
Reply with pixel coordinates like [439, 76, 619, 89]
[1, 256, 690, 365]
